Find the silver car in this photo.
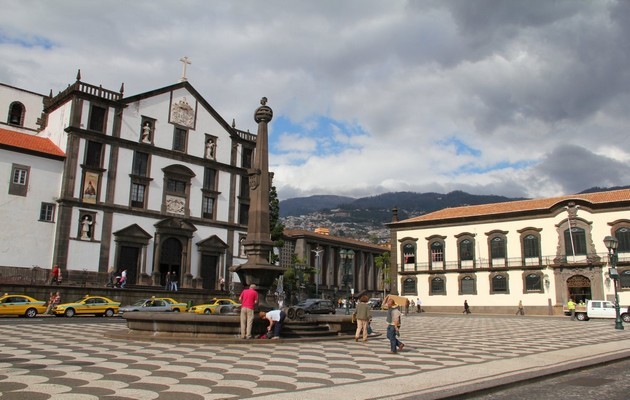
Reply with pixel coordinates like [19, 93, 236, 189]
[119, 298, 173, 314]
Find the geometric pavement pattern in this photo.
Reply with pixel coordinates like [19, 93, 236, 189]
[1, 315, 629, 399]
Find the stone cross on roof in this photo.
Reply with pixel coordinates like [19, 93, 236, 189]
[179, 56, 191, 82]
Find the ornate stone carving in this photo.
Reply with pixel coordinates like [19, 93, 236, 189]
[170, 97, 195, 128]
[165, 195, 185, 215]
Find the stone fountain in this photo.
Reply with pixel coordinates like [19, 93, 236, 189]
[116, 98, 356, 342]
[229, 97, 284, 311]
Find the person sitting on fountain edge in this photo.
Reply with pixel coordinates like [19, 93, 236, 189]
[259, 309, 286, 339]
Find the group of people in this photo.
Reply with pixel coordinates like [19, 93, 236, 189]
[239, 284, 287, 340]
[107, 266, 127, 288]
[164, 271, 178, 291]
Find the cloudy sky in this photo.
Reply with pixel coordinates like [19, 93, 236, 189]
[2, 0, 630, 200]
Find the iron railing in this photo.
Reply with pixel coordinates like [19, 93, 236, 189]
[398, 251, 629, 273]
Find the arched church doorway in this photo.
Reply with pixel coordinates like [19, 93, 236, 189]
[160, 237, 182, 286]
[567, 275, 591, 303]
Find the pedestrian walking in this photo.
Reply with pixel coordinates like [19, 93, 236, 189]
[353, 295, 372, 342]
[516, 300, 525, 315]
[463, 300, 471, 314]
[416, 297, 422, 313]
[567, 298, 576, 320]
[219, 276, 225, 291]
[385, 298, 404, 353]
[239, 284, 259, 339]
[120, 269, 127, 288]
[404, 298, 410, 315]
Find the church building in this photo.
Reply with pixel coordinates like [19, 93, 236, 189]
[0, 71, 256, 290]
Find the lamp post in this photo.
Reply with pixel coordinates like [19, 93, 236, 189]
[312, 246, 323, 298]
[340, 249, 355, 315]
[603, 235, 624, 330]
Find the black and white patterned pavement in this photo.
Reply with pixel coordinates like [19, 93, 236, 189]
[1, 314, 629, 399]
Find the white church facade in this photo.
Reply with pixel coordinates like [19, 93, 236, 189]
[388, 190, 630, 315]
[0, 73, 256, 290]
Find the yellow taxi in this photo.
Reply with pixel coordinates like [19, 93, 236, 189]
[0, 294, 48, 318]
[157, 297, 188, 312]
[53, 295, 120, 317]
[188, 298, 240, 314]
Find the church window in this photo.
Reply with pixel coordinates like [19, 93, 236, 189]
[132, 152, 149, 176]
[173, 127, 187, 152]
[202, 196, 215, 219]
[84, 141, 103, 168]
[88, 105, 107, 132]
[8, 102, 25, 126]
[166, 178, 186, 194]
[239, 202, 249, 225]
[242, 147, 253, 169]
[621, 270, 630, 289]
[203, 168, 217, 191]
[9, 164, 29, 197]
[39, 203, 55, 222]
[240, 174, 250, 198]
[131, 183, 146, 208]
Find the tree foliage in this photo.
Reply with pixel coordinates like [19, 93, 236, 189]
[375, 251, 391, 293]
[269, 182, 285, 264]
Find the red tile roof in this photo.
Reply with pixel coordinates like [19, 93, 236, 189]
[0, 127, 65, 158]
[393, 189, 630, 225]
[284, 229, 389, 251]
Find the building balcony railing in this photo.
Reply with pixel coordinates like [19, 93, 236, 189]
[398, 251, 630, 273]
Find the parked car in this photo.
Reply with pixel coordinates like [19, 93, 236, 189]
[367, 298, 382, 309]
[53, 295, 120, 317]
[153, 297, 188, 312]
[0, 294, 47, 318]
[188, 298, 240, 314]
[293, 299, 336, 316]
[563, 300, 630, 322]
[119, 298, 176, 314]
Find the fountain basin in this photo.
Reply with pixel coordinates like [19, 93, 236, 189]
[108, 312, 367, 343]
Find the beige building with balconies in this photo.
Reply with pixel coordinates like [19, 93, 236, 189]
[387, 189, 630, 315]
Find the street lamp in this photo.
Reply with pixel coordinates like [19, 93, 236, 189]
[603, 235, 624, 330]
[340, 249, 355, 315]
[312, 246, 323, 298]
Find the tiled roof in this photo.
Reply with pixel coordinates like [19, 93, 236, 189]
[284, 229, 389, 251]
[393, 189, 630, 225]
[0, 127, 65, 158]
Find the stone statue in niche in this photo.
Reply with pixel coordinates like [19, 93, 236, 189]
[141, 122, 152, 143]
[205, 138, 216, 159]
[80, 215, 92, 240]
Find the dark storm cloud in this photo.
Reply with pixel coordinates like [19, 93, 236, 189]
[535, 145, 630, 194]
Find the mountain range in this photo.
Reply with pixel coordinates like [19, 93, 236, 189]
[278, 186, 630, 243]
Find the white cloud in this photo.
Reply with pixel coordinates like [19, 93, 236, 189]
[2, 0, 630, 200]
